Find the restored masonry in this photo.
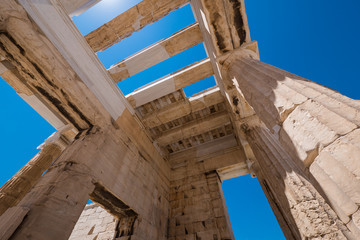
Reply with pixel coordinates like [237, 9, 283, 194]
[0, 0, 359, 239]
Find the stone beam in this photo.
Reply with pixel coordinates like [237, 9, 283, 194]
[156, 111, 231, 146]
[0, 60, 68, 130]
[169, 135, 247, 178]
[190, 0, 256, 164]
[60, 0, 101, 17]
[19, 0, 133, 119]
[0, 0, 133, 132]
[85, 0, 189, 52]
[190, 0, 225, 93]
[191, 0, 250, 56]
[142, 87, 224, 128]
[126, 58, 213, 108]
[217, 162, 249, 181]
[109, 23, 203, 83]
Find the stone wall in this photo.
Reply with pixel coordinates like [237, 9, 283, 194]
[69, 204, 117, 240]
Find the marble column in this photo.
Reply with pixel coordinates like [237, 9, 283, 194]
[221, 46, 360, 239]
[0, 143, 62, 216]
[246, 117, 352, 239]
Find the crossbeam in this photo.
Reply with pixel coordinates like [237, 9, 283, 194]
[108, 23, 202, 83]
[126, 58, 213, 108]
[60, 0, 101, 17]
[142, 87, 224, 128]
[85, 0, 189, 52]
[156, 110, 230, 146]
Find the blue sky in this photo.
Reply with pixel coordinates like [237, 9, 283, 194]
[1, 0, 359, 239]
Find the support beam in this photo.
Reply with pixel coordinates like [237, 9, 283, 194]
[0, 60, 67, 130]
[190, 0, 255, 165]
[169, 134, 247, 177]
[156, 111, 230, 146]
[60, 0, 101, 17]
[108, 23, 203, 83]
[85, 0, 189, 52]
[126, 58, 213, 108]
[142, 87, 224, 128]
[18, 0, 133, 120]
[0, 0, 132, 132]
[191, 0, 250, 56]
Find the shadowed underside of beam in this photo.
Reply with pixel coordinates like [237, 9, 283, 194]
[126, 58, 213, 108]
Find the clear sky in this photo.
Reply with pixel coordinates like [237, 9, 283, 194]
[0, 0, 359, 239]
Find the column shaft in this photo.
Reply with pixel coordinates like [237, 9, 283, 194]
[0, 144, 62, 216]
[7, 131, 103, 240]
[221, 50, 360, 238]
[246, 119, 350, 239]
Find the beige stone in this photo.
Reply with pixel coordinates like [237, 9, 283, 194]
[0, 0, 359, 239]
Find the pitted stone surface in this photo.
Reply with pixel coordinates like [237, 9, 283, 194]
[69, 204, 117, 240]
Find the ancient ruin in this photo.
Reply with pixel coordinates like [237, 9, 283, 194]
[0, 0, 359, 239]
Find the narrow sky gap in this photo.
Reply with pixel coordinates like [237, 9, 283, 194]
[222, 175, 286, 240]
[97, 4, 196, 68]
[118, 44, 208, 95]
[0, 78, 55, 186]
[72, 0, 143, 35]
[183, 76, 216, 97]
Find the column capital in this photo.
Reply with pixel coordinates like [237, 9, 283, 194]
[219, 41, 260, 71]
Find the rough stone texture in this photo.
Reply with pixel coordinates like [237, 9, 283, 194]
[108, 23, 203, 83]
[0, 206, 29, 240]
[221, 47, 360, 238]
[69, 204, 117, 240]
[222, 55, 359, 168]
[244, 120, 350, 239]
[1, 0, 360, 239]
[126, 58, 213, 108]
[0, 144, 61, 216]
[85, 0, 188, 52]
[7, 124, 170, 240]
[60, 0, 101, 17]
[194, 0, 250, 56]
[169, 162, 233, 239]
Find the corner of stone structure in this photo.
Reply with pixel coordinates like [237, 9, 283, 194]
[218, 40, 260, 71]
[37, 124, 78, 150]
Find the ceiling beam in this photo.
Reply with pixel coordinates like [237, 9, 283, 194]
[190, 0, 250, 56]
[60, 0, 101, 17]
[156, 110, 231, 146]
[0, 0, 134, 131]
[169, 134, 249, 180]
[85, 0, 189, 52]
[142, 87, 224, 128]
[126, 58, 213, 108]
[108, 23, 202, 83]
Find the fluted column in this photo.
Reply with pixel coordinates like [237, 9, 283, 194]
[0, 143, 62, 216]
[244, 117, 352, 239]
[221, 46, 360, 238]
